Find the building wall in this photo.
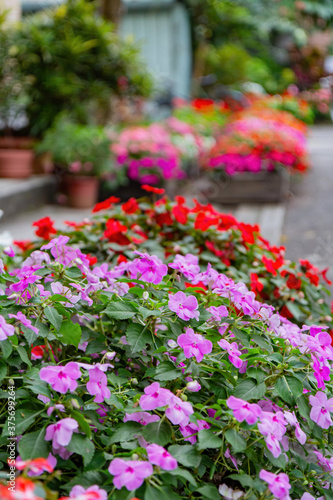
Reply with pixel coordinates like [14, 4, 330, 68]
[0, 0, 21, 23]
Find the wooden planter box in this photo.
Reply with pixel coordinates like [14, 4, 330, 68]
[183, 169, 291, 205]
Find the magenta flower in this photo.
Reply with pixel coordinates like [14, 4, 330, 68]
[312, 355, 330, 390]
[86, 366, 111, 403]
[50, 282, 80, 306]
[168, 254, 200, 280]
[179, 419, 210, 444]
[124, 412, 160, 425]
[39, 362, 81, 394]
[177, 328, 212, 363]
[218, 339, 243, 369]
[165, 395, 194, 426]
[41, 235, 77, 266]
[309, 391, 333, 429]
[0, 315, 15, 340]
[186, 380, 201, 392]
[45, 418, 78, 450]
[68, 485, 107, 500]
[258, 413, 287, 458]
[313, 449, 333, 472]
[130, 251, 168, 285]
[146, 444, 178, 471]
[284, 411, 306, 445]
[168, 291, 199, 321]
[108, 458, 153, 491]
[140, 382, 172, 410]
[259, 469, 291, 499]
[227, 396, 262, 425]
[207, 305, 228, 323]
[8, 311, 39, 335]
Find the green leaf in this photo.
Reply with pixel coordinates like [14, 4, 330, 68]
[154, 362, 181, 381]
[25, 380, 51, 398]
[142, 421, 172, 446]
[225, 428, 247, 453]
[229, 473, 253, 487]
[138, 307, 161, 320]
[65, 267, 83, 279]
[109, 422, 142, 444]
[197, 429, 223, 450]
[233, 379, 266, 401]
[196, 484, 220, 500]
[18, 429, 48, 460]
[15, 345, 32, 367]
[126, 323, 152, 353]
[168, 445, 201, 468]
[233, 327, 251, 348]
[0, 339, 12, 359]
[251, 334, 273, 354]
[44, 306, 63, 332]
[0, 360, 7, 382]
[70, 409, 92, 439]
[59, 320, 82, 348]
[145, 484, 182, 500]
[167, 468, 197, 487]
[3, 409, 43, 437]
[275, 376, 303, 405]
[105, 302, 137, 320]
[296, 395, 312, 425]
[286, 301, 303, 321]
[67, 434, 95, 466]
[246, 367, 265, 384]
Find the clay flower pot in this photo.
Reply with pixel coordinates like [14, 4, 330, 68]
[65, 175, 99, 208]
[0, 137, 35, 178]
[0, 149, 34, 178]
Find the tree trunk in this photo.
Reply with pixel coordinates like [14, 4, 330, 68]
[100, 0, 123, 27]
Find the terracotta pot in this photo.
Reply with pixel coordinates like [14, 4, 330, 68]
[0, 137, 35, 149]
[65, 175, 99, 208]
[0, 149, 34, 178]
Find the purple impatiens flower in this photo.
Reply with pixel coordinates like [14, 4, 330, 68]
[259, 469, 291, 499]
[227, 396, 262, 425]
[168, 291, 199, 321]
[218, 339, 243, 368]
[8, 311, 39, 335]
[130, 251, 168, 285]
[86, 366, 111, 403]
[140, 382, 171, 410]
[108, 458, 153, 491]
[177, 328, 212, 363]
[0, 315, 15, 340]
[168, 253, 200, 280]
[146, 443, 178, 471]
[45, 418, 78, 450]
[39, 362, 81, 394]
[309, 391, 333, 429]
[124, 412, 160, 425]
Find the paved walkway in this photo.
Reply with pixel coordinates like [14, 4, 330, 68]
[283, 125, 333, 286]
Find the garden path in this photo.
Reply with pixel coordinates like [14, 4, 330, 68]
[283, 124, 333, 288]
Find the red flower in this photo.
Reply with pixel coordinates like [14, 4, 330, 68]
[237, 223, 259, 245]
[281, 270, 302, 290]
[185, 281, 207, 294]
[250, 273, 264, 293]
[86, 254, 98, 266]
[31, 345, 45, 359]
[306, 271, 320, 286]
[262, 255, 283, 276]
[329, 329, 333, 346]
[92, 196, 120, 213]
[191, 98, 215, 111]
[32, 216, 57, 240]
[13, 240, 34, 252]
[172, 196, 189, 224]
[117, 254, 128, 265]
[322, 268, 332, 285]
[155, 211, 173, 226]
[64, 220, 90, 229]
[122, 198, 140, 214]
[141, 185, 165, 194]
[104, 219, 129, 245]
[280, 305, 294, 320]
[194, 212, 219, 231]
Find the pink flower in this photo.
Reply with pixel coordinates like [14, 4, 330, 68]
[86, 366, 111, 403]
[179, 419, 210, 444]
[0, 315, 15, 340]
[218, 339, 243, 369]
[130, 251, 168, 284]
[309, 391, 333, 429]
[186, 380, 201, 392]
[66, 485, 107, 500]
[169, 254, 200, 280]
[140, 382, 172, 410]
[124, 412, 160, 425]
[8, 311, 39, 335]
[227, 396, 262, 424]
[15, 454, 57, 476]
[313, 449, 333, 472]
[39, 362, 81, 394]
[165, 395, 194, 426]
[45, 418, 78, 450]
[207, 305, 229, 323]
[108, 458, 153, 491]
[177, 328, 212, 363]
[284, 411, 306, 445]
[312, 355, 331, 390]
[168, 291, 199, 321]
[259, 469, 291, 500]
[146, 443, 178, 470]
[258, 412, 287, 458]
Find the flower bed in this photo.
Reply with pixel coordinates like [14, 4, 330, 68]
[1, 206, 333, 499]
[12, 191, 332, 332]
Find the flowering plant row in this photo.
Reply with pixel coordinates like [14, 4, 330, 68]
[12, 190, 332, 336]
[1, 221, 333, 500]
[206, 108, 310, 175]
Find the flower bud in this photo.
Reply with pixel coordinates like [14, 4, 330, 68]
[186, 380, 201, 392]
[167, 339, 177, 349]
[130, 378, 138, 385]
[143, 291, 149, 301]
[71, 399, 80, 409]
[105, 351, 116, 360]
[180, 394, 188, 401]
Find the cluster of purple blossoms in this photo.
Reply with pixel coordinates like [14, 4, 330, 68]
[168, 253, 200, 280]
[168, 291, 199, 321]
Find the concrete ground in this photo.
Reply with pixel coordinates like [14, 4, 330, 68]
[283, 125, 333, 287]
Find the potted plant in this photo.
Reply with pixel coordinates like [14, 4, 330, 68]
[0, 23, 34, 178]
[37, 118, 113, 208]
